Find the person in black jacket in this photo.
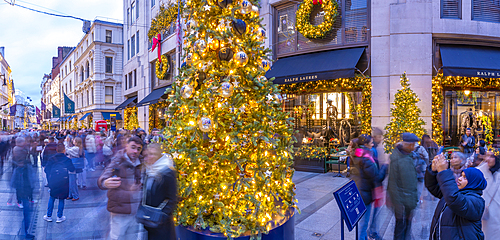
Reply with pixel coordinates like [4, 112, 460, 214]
[350, 135, 387, 240]
[142, 143, 177, 240]
[425, 153, 486, 240]
[43, 143, 75, 223]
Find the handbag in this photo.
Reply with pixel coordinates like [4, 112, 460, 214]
[72, 154, 85, 169]
[135, 177, 169, 228]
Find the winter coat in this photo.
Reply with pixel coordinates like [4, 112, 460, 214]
[44, 153, 75, 199]
[85, 135, 97, 153]
[143, 167, 178, 240]
[97, 149, 142, 214]
[42, 142, 57, 167]
[350, 148, 387, 205]
[426, 169, 485, 240]
[477, 162, 500, 240]
[12, 146, 30, 168]
[387, 145, 419, 211]
[11, 166, 33, 199]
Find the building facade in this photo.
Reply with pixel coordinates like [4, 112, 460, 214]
[0, 47, 15, 130]
[120, 0, 178, 132]
[57, 20, 124, 130]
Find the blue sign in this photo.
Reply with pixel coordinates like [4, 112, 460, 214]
[333, 180, 366, 231]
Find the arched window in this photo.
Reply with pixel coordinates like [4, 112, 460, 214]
[86, 61, 90, 79]
[81, 67, 84, 82]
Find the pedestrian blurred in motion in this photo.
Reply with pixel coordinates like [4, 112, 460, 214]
[140, 143, 177, 240]
[0, 136, 9, 175]
[98, 136, 143, 240]
[421, 134, 439, 164]
[351, 134, 387, 240]
[449, 152, 470, 181]
[413, 141, 428, 202]
[65, 137, 85, 200]
[426, 154, 486, 239]
[477, 151, 500, 240]
[43, 143, 75, 223]
[85, 131, 97, 172]
[387, 133, 420, 240]
[11, 137, 35, 239]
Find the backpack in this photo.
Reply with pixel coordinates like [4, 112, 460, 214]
[48, 161, 69, 188]
[413, 146, 427, 182]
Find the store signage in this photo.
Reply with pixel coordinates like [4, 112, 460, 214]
[476, 71, 500, 77]
[283, 74, 318, 83]
[333, 180, 366, 232]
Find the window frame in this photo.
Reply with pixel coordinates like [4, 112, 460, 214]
[105, 57, 113, 73]
[440, 0, 462, 19]
[106, 30, 112, 43]
[105, 86, 114, 104]
[131, 35, 136, 58]
[136, 30, 140, 54]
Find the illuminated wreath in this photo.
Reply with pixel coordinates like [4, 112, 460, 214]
[156, 55, 169, 79]
[148, 3, 181, 40]
[296, 0, 338, 39]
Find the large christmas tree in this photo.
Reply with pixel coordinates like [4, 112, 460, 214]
[384, 72, 426, 153]
[160, 0, 297, 238]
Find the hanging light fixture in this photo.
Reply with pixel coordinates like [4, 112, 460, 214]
[464, 90, 471, 96]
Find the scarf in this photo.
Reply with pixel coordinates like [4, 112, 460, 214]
[146, 153, 174, 178]
[461, 168, 487, 191]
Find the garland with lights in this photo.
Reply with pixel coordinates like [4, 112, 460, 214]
[161, 0, 297, 237]
[480, 115, 493, 146]
[149, 101, 169, 130]
[432, 73, 500, 145]
[88, 115, 93, 129]
[148, 3, 182, 41]
[384, 73, 426, 153]
[71, 117, 78, 130]
[296, 0, 338, 39]
[124, 107, 139, 130]
[278, 76, 372, 134]
[156, 54, 170, 80]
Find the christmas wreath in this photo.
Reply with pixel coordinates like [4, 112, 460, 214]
[156, 54, 169, 80]
[148, 3, 182, 40]
[296, 0, 338, 39]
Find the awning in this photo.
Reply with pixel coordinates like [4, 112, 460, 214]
[136, 86, 171, 107]
[101, 112, 122, 120]
[266, 47, 366, 85]
[440, 44, 500, 78]
[67, 115, 76, 121]
[115, 96, 138, 110]
[79, 112, 92, 121]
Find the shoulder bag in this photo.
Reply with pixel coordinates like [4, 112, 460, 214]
[135, 176, 169, 228]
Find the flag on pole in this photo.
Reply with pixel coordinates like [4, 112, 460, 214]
[9, 104, 16, 116]
[41, 101, 46, 111]
[52, 106, 60, 118]
[36, 106, 40, 116]
[63, 93, 75, 114]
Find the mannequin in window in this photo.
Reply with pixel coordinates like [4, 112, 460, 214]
[461, 128, 476, 156]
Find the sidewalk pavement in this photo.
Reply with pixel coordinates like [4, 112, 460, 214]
[0, 160, 438, 239]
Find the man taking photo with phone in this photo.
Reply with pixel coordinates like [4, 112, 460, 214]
[98, 136, 143, 240]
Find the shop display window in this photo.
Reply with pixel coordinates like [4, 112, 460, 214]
[443, 90, 498, 146]
[284, 91, 363, 148]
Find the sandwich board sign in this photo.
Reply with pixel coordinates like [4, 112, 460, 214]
[333, 180, 366, 239]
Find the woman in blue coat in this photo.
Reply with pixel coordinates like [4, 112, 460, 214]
[425, 154, 486, 240]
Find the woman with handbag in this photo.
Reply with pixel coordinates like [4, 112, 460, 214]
[64, 137, 84, 201]
[477, 151, 500, 240]
[139, 143, 177, 240]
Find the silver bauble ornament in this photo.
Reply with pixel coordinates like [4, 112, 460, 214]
[186, 20, 197, 34]
[219, 82, 234, 98]
[198, 117, 213, 132]
[180, 84, 194, 98]
[262, 59, 271, 71]
[195, 39, 207, 52]
[240, 0, 252, 14]
[234, 51, 248, 66]
[256, 28, 266, 40]
[274, 93, 283, 103]
[251, 5, 259, 14]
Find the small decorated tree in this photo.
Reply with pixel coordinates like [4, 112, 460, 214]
[384, 72, 426, 153]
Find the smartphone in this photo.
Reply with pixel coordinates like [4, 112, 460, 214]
[112, 168, 120, 178]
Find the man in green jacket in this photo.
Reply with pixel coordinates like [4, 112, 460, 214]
[387, 132, 419, 240]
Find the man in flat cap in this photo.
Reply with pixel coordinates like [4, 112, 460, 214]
[387, 132, 420, 240]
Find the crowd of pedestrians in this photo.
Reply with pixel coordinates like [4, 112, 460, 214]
[0, 127, 177, 240]
[346, 127, 500, 240]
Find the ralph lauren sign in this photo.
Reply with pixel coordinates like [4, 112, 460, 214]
[284, 75, 318, 83]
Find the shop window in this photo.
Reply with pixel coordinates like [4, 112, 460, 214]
[105, 86, 113, 104]
[472, 0, 500, 23]
[441, 0, 461, 19]
[106, 30, 112, 43]
[275, 0, 368, 56]
[443, 90, 499, 146]
[105, 57, 113, 73]
[284, 92, 363, 147]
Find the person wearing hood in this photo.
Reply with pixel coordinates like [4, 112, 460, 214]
[426, 153, 486, 240]
[141, 143, 177, 240]
[387, 133, 420, 240]
[477, 151, 500, 240]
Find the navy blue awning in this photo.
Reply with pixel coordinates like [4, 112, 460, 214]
[102, 112, 122, 120]
[440, 45, 500, 78]
[79, 112, 92, 121]
[136, 86, 171, 107]
[67, 115, 76, 121]
[115, 96, 138, 110]
[266, 47, 365, 85]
